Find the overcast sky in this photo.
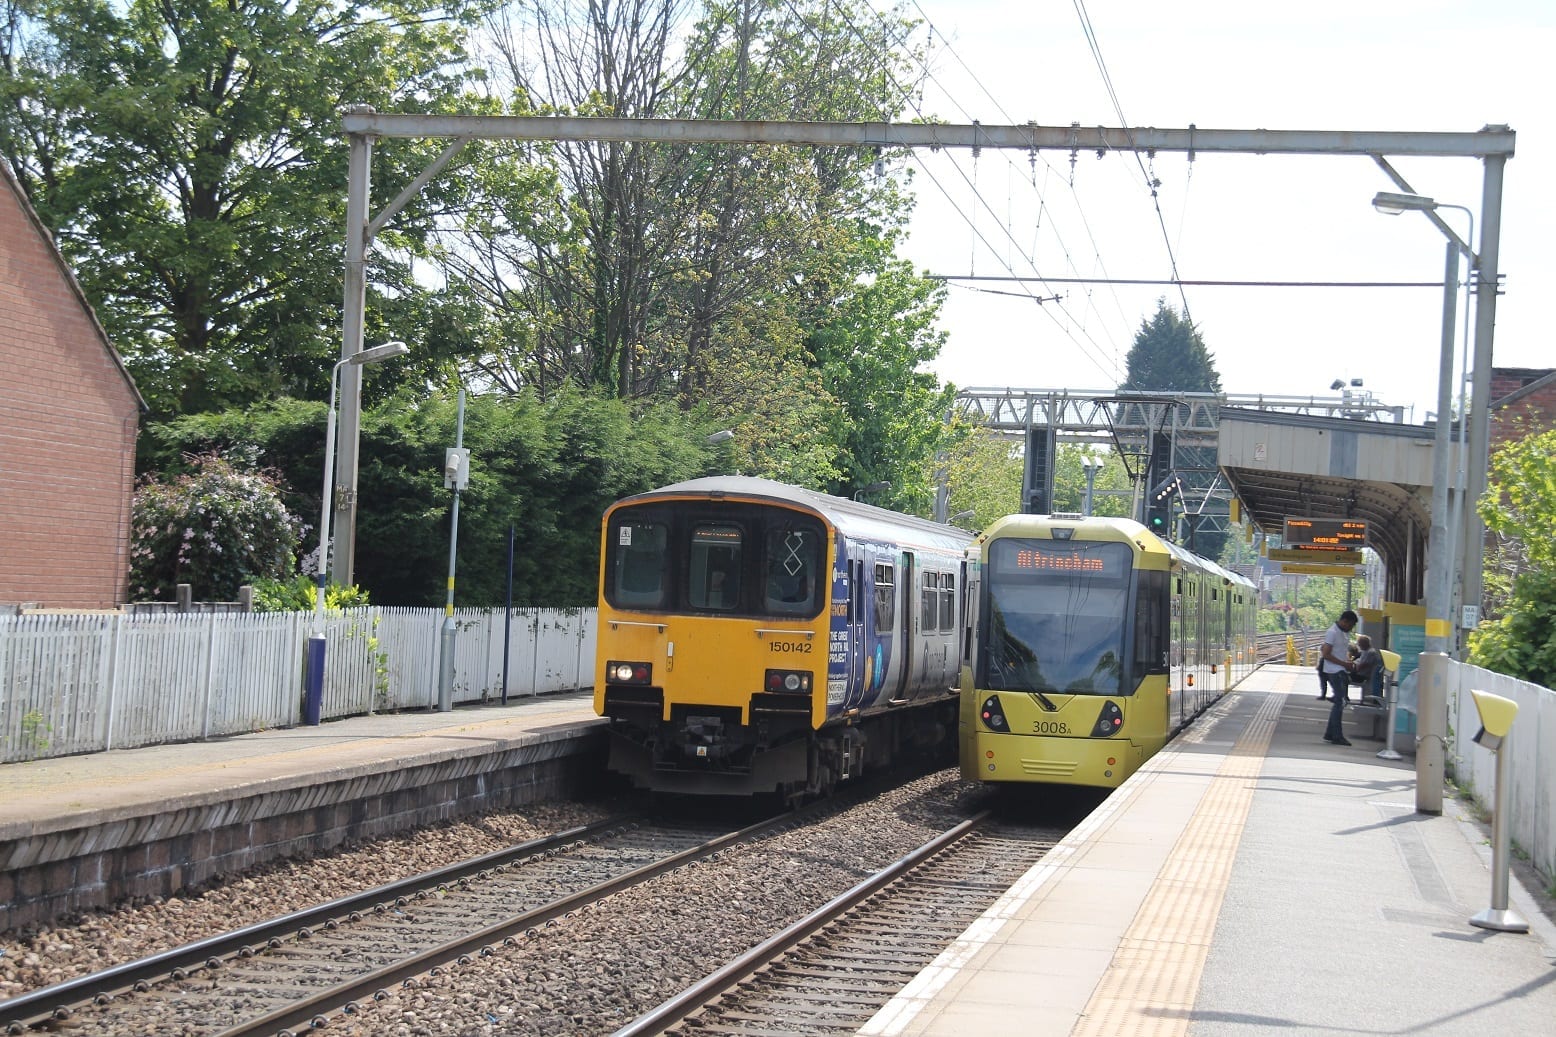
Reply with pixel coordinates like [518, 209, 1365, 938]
[892, 1, 1551, 422]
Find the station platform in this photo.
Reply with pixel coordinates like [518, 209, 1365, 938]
[862, 664, 1556, 1037]
[0, 691, 604, 932]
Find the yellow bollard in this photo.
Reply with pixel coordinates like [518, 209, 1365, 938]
[1225, 652, 1233, 690]
[1285, 636, 1296, 665]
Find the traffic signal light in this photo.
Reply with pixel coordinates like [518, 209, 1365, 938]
[1147, 507, 1169, 534]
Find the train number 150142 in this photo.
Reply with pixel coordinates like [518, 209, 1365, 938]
[768, 641, 813, 654]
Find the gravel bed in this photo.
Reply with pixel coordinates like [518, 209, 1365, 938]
[326, 771, 1013, 1037]
[0, 800, 617, 1003]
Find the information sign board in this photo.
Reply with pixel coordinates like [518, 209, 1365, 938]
[1283, 517, 1367, 549]
[1280, 562, 1364, 578]
[1268, 548, 1363, 564]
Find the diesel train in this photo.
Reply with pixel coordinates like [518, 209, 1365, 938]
[960, 513, 1257, 789]
[595, 477, 975, 801]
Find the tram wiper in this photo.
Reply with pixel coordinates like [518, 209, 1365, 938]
[1032, 690, 1059, 712]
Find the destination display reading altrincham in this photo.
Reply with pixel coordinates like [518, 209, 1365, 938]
[1283, 517, 1367, 549]
[991, 539, 1124, 577]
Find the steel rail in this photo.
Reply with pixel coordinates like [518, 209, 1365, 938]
[212, 808, 817, 1037]
[609, 810, 992, 1037]
[0, 817, 625, 1031]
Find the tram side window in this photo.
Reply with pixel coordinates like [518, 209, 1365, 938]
[874, 562, 896, 629]
[1134, 570, 1170, 673]
[764, 526, 819, 615]
[611, 520, 670, 608]
[690, 523, 743, 611]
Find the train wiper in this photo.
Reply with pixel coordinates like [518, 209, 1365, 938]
[1032, 690, 1058, 712]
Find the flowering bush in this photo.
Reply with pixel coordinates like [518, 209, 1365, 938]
[129, 453, 303, 601]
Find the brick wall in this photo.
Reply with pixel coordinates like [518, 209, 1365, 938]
[1490, 367, 1556, 450]
[0, 174, 141, 609]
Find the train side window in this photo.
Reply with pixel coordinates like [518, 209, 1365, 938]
[610, 520, 670, 608]
[921, 572, 939, 631]
[689, 523, 742, 611]
[874, 562, 896, 629]
[940, 573, 955, 632]
[764, 526, 819, 615]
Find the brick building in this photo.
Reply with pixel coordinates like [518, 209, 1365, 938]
[1, 164, 144, 609]
[1490, 366, 1556, 448]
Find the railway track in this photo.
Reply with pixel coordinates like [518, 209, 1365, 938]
[614, 812, 1059, 1037]
[0, 812, 787, 1036]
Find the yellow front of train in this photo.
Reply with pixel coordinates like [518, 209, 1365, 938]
[960, 514, 1174, 789]
[594, 483, 835, 797]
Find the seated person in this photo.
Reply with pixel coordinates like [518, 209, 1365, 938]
[1349, 635, 1384, 699]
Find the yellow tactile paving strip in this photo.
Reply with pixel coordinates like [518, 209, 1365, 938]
[1070, 691, 1282, 1037]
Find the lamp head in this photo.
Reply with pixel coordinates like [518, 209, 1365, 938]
[1329, 378, 1346, 391]
[705, 429, 734, 445]
[1372, 190, 1435, 215]
[353, 340, 409, 365]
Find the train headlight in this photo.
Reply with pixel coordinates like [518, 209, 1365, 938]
[764, 669, 812, 693]
[1091, 701, 1124, 737]
[979, 695, 1009, 731]
[607, 660, 651, 684]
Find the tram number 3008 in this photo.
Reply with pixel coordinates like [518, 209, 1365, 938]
[1031, 720, 1072, 734]
[768, 641, 814, 654]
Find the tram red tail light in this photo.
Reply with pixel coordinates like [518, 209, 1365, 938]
[979, 695, 1009, 732]
[607, 660, 652, 684]
[764, 669, 812, 693]
[1091, 701, 1124, 737]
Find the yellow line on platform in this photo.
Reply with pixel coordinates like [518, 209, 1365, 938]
[1071, 692, 1282, 1037]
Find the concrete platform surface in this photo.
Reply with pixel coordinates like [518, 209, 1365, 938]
[861, 665, 1556, 1037]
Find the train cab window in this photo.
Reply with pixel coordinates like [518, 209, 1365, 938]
[873, 562, 896, 629]
[921, 572, 939, 631]
[763, 527, 820, 615]
[940, 573, 956, 632]
[689, 523, 743, 611]
[608, 519, 670, 608]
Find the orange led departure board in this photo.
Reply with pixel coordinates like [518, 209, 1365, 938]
[1282, 517, 1367, 549]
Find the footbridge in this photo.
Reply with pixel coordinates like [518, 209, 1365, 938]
[951, 386, 1436, 604]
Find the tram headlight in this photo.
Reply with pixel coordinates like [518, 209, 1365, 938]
[1091, 701, 1124, 737]
[764, 669, 812, 693]
[607, 660, 652, 684]
[979, 695, 1009, 731]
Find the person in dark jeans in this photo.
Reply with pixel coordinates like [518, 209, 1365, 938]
[1320, 609, 1358, 745]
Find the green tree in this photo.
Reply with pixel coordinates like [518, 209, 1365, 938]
[1120, 299, 1223, 393]
[129, 452, 301, 601]
[1468, 427, 1556, 686]
[0, 0, 481, 415]
[941, 422, 1022, 530]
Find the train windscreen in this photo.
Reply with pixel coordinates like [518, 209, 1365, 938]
[981, 538, 1134, 695]
[604, 502, 826, 619]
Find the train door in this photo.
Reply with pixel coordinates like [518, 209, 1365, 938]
[890, 552, 915, 703]
[850, 555, 865, 706]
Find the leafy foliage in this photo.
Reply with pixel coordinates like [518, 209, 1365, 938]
[1120, 299, 1223, 393]
[0, 0, 483, 415]
[128, 453, 301, 601]
[1468, 428, 1556, 687]
[251, 575, 370, 613]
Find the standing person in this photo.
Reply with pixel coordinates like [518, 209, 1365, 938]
[1321, 609, 1358, 745]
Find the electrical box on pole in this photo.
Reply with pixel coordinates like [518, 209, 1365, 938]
[443, 448, 470, 490]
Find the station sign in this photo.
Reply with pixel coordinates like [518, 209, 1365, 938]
[1280, 562, 1364, 578]
[1268, 548, 1363, 564]
[1282, 517, 1367, 550]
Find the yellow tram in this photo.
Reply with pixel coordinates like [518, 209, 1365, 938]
[960, 514, 1257, 789]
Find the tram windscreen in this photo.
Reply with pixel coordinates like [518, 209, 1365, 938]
[982, 538, 1133, 695]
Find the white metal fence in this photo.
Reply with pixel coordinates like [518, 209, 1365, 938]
[0, 607, 596, 763]
[1443, 660, 1556, 885]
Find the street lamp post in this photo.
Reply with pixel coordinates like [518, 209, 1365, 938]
[306, 340, 409, 725]
[1373, 190, 1474, 812]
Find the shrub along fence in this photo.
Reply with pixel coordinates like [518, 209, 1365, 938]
[0, 607, 595, 763]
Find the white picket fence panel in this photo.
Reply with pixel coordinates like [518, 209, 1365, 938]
[0, 607, 596, 763]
